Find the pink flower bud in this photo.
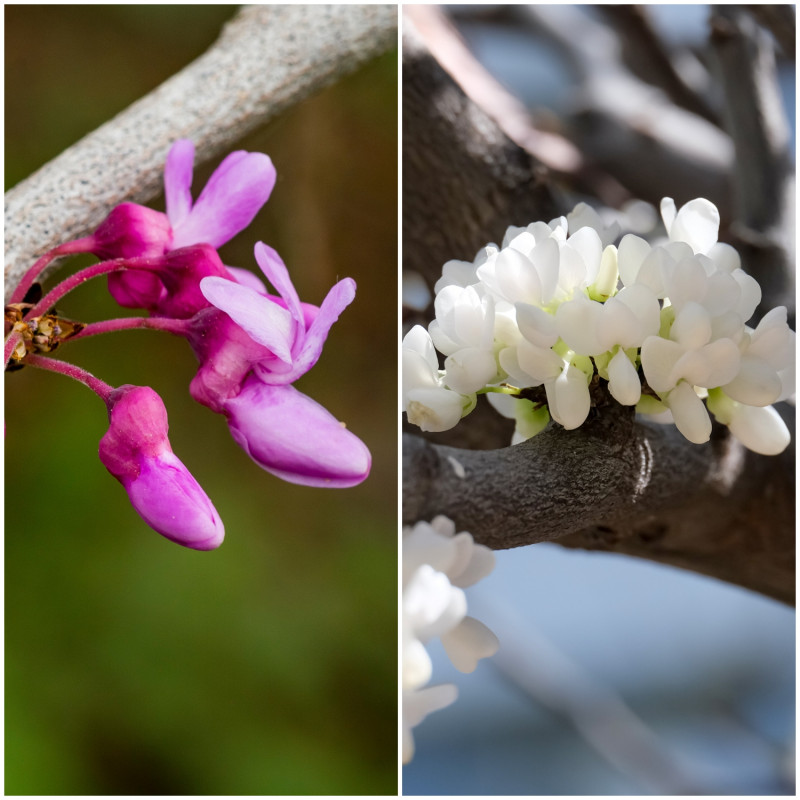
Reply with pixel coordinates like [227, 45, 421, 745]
[92, 203, 173, 260]
[98, 385, 224, 550]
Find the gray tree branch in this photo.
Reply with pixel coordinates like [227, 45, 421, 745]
[710, 5, 795, 319]
[403, 403, 795, 605]
[4, 4, 397, 299]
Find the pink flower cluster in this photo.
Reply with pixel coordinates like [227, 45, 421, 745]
[5, 140, 371, 549]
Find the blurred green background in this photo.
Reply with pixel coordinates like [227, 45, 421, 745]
[5, 5, 398, 795]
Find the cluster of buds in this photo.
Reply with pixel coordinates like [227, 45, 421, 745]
[402, 516, 498, 763]
[403, 198, 794, 455]
[5, 140, 371, 549]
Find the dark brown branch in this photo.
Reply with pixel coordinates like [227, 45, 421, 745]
[403, 403, 795, 605]
[402, 19, 560, 290]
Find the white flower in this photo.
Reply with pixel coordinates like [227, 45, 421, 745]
[428, 285, 498, 394]
[707, 388, 791, 455]
[567, 201, 621, 248]
[663, 380, 712, 444]
[722, 306, 795, 406]
[402, 684, 458, 764]
[661, 196, 721, 254]
[641, 302, 741, 395]
[402, 516, 499, 762]
[402, 325, 474, 432]
[433, 245, 497, 294]
[555, 284, 660, 357]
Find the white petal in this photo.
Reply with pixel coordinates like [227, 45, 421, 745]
[702, 271, 741, 316]
[728, 404, 790, 455]
[495, 246, 542, 305]
[670, 198, 720, 253]
[636, 246, 673, 297]
[666, 257, 709, 312]
[402, 637, 432, 690]
[403, 325, 439, 372]
[749, 307, 793, 369]
[606, 284, 661, 347]
[670, 302, 712, 349]
[641, 335, 685, 394]
[707, 242, 741, 273]
[402, 348, 438, 396]
[403, 683, 458, 737]
[690, 338, 741, 388]
[546, 364, 591, 429]
[441, 616, 500, 673]
[722, 354, 782, 406]
[666, 382, 711, 443]
[557, 242, 589, 296]
[732, 270, 761, 323]
[660, 197, 677, 233]
[444, 348, 497, 394]
[530, 236, 561, 303]
[405, 387, 468, 432]
[515, 303, 558, 348]
[486, 391, 517, 419]
[617, 233, 651, 287]
[498, 346, 540, 388]
[555, 295, 605, 355]
[516, 339, 564, 383]
[565, 226, 603, 283]
[451, 543, 495, 588]
[607, 349, 641, 405]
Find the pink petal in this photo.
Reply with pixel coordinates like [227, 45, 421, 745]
[127, 453, 225, 550]
[225, 379, 371, 488]
[225, 265, 267, 294]
[164, 139, 195, 228]
[172, 151, 276, 248]
[200, 276, 294, 363]
[253, 242, 305, 329]
[295, 278, 356, 367]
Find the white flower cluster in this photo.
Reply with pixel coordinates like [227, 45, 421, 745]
[402, 516, 499, 764]
[403, 198, 795, 454]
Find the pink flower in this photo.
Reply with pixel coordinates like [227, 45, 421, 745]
[98, 139, 275, 309]
[98, 385, 224, 550]
[186, 243, 371, 488]
[200, 242, 355, 385]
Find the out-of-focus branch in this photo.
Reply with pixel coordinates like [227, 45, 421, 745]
[517, 5, 735, 214]
[404, 4, 628, 208]
[4, 4, 397, 299]
[711, 5, 795, 318]
[599, 5, 719, 125]
[403, 402, 795, 605]
[743, 4, 796, 58]
[403, 16, 560, 290]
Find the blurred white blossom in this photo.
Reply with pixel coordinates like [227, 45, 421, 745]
[402, 516, 499, 763]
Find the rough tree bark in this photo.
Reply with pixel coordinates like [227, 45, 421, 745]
[402, 15, 795, 605]
[4, 4, 397, 299]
